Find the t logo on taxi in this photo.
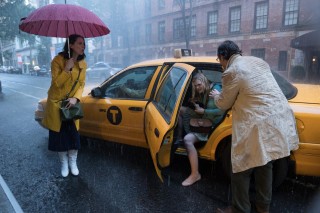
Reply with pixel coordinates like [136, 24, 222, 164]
[107, 106, 122, 125]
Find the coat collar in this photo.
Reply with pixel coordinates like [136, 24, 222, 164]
[226, 54, 241, 69]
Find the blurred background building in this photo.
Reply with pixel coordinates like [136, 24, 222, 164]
[5, 0, 320, 82]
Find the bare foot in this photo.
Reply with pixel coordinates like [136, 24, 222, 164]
[181, 173, 201, 186]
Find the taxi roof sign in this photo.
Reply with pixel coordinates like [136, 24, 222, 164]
[174, 49, 192, 58]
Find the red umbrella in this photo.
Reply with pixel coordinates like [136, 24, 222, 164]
[19, 4, 110, 38]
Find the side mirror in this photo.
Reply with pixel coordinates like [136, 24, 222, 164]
[91, 87, 102, 97]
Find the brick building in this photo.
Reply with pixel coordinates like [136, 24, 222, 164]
[100, 0, 320, 81]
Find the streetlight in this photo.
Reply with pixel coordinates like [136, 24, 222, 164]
[0, 37, 4, 66]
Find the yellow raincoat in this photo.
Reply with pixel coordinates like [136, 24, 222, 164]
[42, 54, 87, 132]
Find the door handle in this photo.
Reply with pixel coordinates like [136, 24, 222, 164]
[154, 128, 159, 138]
[99, 109, 106, 112]
[128, 107, 143, 111]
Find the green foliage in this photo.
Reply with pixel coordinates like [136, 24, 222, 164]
[0, 0, 35, 41]
[291, 65, 306, 80]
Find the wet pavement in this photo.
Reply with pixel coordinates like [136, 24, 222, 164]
[0, 73, 319, 212]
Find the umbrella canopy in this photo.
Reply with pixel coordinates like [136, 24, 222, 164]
[19, 4, 110, 38]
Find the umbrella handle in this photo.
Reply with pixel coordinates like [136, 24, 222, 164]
[68, 38, 70, 59]
[67, 38, 73, 71]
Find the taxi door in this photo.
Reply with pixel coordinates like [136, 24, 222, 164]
[145, 63, 195, 181]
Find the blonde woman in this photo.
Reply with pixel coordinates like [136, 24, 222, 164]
[181, 73, 224, 186]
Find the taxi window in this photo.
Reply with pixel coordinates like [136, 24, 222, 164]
[154, 67, 187, 123]
[271, 70, 297, 99]
[102, 66, 157, 99]
[201, 69, 222, 84]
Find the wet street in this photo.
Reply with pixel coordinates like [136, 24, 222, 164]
[0, 73, 319, 213]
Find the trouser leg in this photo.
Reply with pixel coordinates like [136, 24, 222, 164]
[254, 161, 273, 213]
[231, 168, 253, 213]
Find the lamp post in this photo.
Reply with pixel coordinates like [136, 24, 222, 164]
[0, 37, 4, 66]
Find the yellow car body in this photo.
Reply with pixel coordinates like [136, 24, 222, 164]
[35, 54, 320, 183]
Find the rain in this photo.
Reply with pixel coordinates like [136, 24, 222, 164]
[0, 0, 320, 212]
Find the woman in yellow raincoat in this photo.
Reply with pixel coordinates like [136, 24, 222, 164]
[42, 34, 87, 177]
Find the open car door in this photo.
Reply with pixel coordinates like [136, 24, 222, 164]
[145, 63, 196, 181]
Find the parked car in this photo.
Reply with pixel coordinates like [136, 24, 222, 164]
[37, 65, 49, 76]
[30, 65, 40, 76]
[35, 50, 320, 186]
[0, 66, 8, 73]
[86, 62, 114, 80]
[8, 67, 22, 74]
[30, 65, 49, 76]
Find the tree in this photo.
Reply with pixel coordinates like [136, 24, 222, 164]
[175, 0, 194, 49]
[35, 37, 51, 67]
[0, 0, 35, 41]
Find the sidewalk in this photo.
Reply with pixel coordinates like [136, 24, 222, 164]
[0, 175, 23, 213]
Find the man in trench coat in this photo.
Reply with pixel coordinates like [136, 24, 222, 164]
[210, 40, 299, 213]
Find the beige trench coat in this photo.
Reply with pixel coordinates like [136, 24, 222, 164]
[213, 54, 299, 173]
[42, 54, 87, 132]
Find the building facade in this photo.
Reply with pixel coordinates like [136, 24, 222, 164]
[99, 0, 319, 81]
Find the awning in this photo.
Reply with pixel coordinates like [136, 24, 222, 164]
[290, 30, 320, 50]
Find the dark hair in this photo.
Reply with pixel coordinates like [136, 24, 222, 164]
[59, 34, 86, 61]
[217, 40, 242, 60]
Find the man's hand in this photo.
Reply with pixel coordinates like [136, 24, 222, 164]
[209, 89, 220, 99]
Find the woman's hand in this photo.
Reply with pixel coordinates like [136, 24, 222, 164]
[65, 97, 78, 109]
[209, 89, 220, 99]
[194, 104, 205, 114]
[64, 58, 75, 72]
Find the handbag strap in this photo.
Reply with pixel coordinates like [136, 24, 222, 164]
[65, 70, 81, 99]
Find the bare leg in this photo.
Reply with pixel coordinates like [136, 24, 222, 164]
[176, 106, 187, 141]
[182, 133, 201, 186]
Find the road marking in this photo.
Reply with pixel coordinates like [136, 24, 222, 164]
[5, 87, 42, 100]
[4, 80, 47, 90]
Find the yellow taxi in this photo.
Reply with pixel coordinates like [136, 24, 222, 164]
[35, 49, 320, 186]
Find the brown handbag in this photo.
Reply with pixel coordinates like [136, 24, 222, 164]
[189, 118, 213, 133]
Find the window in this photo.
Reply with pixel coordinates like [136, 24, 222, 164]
[134, 26, 140, 46]
[102, 66, 157, 99]
[158, 21, 165, 43]
[190, 15, 196, 37]
[145, 24, 152, 44]
[283, 0, 299, 26]
[251, 48, 265, 60]
[145, 0, 151, 17]
[173, 16, 196, 40]
[278, 51, 288, 71]
[158, 0, 165, 9]
[155, 67, 187, 122]
[229, 6, 241, 33]
[254, 1, 268, 30]
[173, 18, 185, 40]
[208, 11, 218, 35]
